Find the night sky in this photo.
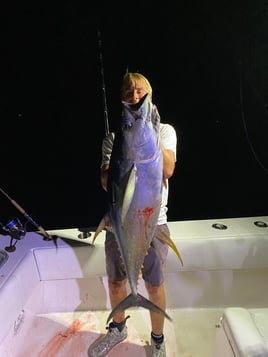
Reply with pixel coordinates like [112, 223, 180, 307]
[1, 1, 268, 230]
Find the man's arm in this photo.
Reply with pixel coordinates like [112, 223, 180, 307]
[100, 164, 109, 191]
[100, 132, 115, 192]
[162, 147, 176, 180]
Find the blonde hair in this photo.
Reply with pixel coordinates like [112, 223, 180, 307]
[121, 72, 153, 99]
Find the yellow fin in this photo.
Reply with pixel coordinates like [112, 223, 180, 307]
[155, 226, 184, 267]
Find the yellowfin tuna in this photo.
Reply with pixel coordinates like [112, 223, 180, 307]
[93, 94, 183, 323]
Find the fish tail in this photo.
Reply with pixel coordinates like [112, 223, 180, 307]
[106, 293, 173, 324]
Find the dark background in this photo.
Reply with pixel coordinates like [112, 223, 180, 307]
[1, 1, 268, 230]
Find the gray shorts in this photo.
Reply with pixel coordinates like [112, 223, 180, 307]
[104, 224, 170, 286]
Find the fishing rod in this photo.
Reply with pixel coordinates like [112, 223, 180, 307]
[0, 186, 51, 241]
[97, 29, 110, 136]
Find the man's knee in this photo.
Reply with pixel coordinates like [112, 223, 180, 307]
[108, 278, 127, 293]
[145, 281, 163, 296]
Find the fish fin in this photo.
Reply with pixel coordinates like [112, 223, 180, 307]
[92, 215, 111, 245]
[156, 227, 184, 267]
[106, 293, 172, 324]
[121, 166, 136, 222]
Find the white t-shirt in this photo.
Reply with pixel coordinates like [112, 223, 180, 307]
[101, 123, 177, 225]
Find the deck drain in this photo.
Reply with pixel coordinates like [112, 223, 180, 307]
[254, 221, 268, 228]
[212, 223, 228, 230]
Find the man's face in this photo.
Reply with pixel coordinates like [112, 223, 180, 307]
[122, 80, 148, 104]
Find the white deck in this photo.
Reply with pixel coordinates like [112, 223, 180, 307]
[0, 216, 268, 356]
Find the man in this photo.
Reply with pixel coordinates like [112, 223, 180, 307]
[88, 72, 177, 357]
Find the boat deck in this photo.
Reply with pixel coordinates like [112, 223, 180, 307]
[0, 216, 268, 356]
[2, 308, 223, 357]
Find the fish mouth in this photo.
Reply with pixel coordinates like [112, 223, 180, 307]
[122, 93, 149, 110]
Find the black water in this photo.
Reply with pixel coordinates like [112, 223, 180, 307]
[1, 2, 268, 229]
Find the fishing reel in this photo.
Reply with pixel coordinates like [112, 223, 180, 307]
[1, 218, 26, 252]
